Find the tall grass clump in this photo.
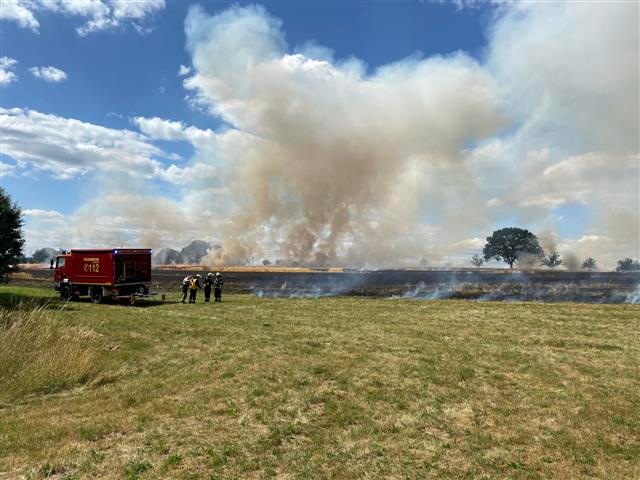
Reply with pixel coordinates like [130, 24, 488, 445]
[0, 300, 107, 403]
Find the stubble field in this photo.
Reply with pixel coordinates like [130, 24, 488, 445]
[0, 286, 638, 479]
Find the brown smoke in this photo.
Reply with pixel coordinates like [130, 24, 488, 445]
[178, 3, 638, 269]
[538, 231, 558, 256]
[184, 5, 503, 266]
[563, 253, 580, 271]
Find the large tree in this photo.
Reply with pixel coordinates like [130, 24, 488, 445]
[616, 258, 640, 272]
[483, 227, 543, 269]
[0, 188, 25, 282]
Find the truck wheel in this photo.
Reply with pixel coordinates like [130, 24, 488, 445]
[89, 287, 103, 304]
[60, 284, 71, 301]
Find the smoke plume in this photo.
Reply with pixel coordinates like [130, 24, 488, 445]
[563, 253, 579, 271]
[178, 2, 638, 268]
[183, 4, 504, 266]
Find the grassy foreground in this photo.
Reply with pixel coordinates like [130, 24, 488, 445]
[0, 287, 638, 479]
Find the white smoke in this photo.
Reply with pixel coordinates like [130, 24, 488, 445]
[176, 2, 638, 268]
[182, 4, 505, 266]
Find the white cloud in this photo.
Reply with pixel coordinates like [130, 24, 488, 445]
[29, 66, 67, 82]
[133, 116, 188, 141]
[0, 0, 39, 31]
[132, 116, 217, 147]
[178, 64, 191, 76]
[131, 116, 224, 185]
[1, 159, 18, 177]
[0, 107, 196, 182]
[0, 70, 17, 86]
[0, 57, 18, 86]
[23, 208, 65, 219]
[451, 0, 510, 11]
[0, 57, 17, 69]
[0, 108, 225, 193]
[156, 162, 219, 185]
[1, 0, 165, 36]
[111, 0, 163, 20]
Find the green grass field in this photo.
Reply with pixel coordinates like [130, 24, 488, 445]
[1, 286, 639, 479]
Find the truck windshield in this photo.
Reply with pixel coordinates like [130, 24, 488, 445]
[56, 257, 65, 268]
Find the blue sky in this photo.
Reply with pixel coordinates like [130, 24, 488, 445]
[0, 1, 637, 267]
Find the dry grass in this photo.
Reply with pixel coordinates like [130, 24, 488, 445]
[0, 286, 638, 479]
[0, 298, 110, 404]
[155, 265, 345, 273]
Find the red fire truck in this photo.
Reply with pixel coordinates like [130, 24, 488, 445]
[54, 249, 152, 303]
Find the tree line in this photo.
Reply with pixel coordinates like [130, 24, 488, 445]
[470, 227, 640, 272]
[1, 189, 639, 280]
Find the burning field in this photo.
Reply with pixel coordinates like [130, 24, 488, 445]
[17, 266, 640, 304]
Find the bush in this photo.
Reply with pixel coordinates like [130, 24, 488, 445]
[0, 301, 108, 403]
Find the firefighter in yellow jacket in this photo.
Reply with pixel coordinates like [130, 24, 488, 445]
[188, 274, 201, 303]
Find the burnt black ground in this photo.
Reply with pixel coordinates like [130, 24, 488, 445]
[17, 267, 640, 303]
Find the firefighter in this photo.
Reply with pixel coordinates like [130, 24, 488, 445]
[213, 272, 224, 302]
[203, 272, 214, 303]
[180, 275, 192, 304]
[188, 274, 202, 303]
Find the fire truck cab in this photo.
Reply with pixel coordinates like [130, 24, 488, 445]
[54, 248, 152, 303]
